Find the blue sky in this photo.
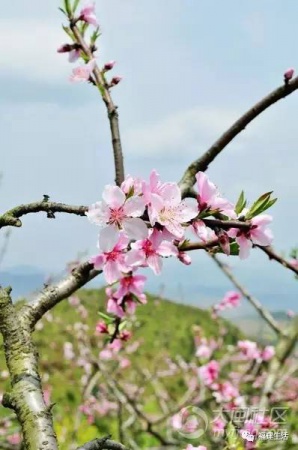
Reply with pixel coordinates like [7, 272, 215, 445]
[1, 0, 298, 313]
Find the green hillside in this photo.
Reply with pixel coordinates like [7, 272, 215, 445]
[0, 289, 242, 448]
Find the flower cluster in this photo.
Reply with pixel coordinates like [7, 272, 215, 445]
[86, 170, 275, 336]
[58, 2, 122, 86]
[212, 290, 242, 317]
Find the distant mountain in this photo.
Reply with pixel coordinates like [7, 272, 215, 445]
[0, 265, 46, 299]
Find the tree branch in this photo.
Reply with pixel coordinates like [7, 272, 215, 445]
[69, 22, 125, 186]
[179, 76, 298, 196]
[21, 262, 101, 329]
[77, 436, 129, 450]
[0, 200, 87, 229]
[256, 245, 298, 276]
[211, 255, 283, 335]
[259, 319, 298, 409]
[203, 218, 251, 231]
[0, 287, 58, 450]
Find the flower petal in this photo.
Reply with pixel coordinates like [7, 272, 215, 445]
[98, 225, 119, 252]
[102, 185, 125, 208]
[123, 196, 145, 217]
[123, 218, 148, 239]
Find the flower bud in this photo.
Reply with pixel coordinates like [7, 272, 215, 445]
[284, 68, 294, 83]
[57, 43, 73, 53]
[95, 321, 108, 334]
[109, 76, 122, 87]
[178, 251, 191, 265]
[103, 60, 116, 71]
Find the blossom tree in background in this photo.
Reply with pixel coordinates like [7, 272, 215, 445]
[0, 1, 298, 449]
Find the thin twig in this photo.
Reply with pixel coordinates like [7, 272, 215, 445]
[179, 76, 298, 196]
[259, 319, 298, 409]
[0, 201, 87, 229]
[256, 245, 298, 276]
[211, 254, 283, 335]
[69, 22, 125, 186]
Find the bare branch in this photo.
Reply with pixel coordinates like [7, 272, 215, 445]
[0, 200, 87, 229]
[21, 263, 101, 328]
[181, 238, 219, 251]
[203, 218, 251, 231]
[69, 23, 125, 186]
[211, 254, 283, 335]
[76, 436, 129, 450]
[259, 319, 298, 409]
[179, 76, 298, 196]
[256, 245, 298, 276]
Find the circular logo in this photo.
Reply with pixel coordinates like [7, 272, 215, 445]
[169, 405, 209, 440]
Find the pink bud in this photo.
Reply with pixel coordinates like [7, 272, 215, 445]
[178, 251, 191, 266]
[110, 76, 122, 87]
[57, 43, 73, 53]
[284, 68, 294, 82]
[120, 330, 132, 341]
[218, 231, 230, 256]
[103, 60, 116, 71]
[95, 321, 108, 334]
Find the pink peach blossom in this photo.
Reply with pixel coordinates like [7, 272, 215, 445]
[261, 345, 275, 361]
[149, 183, 198, 238]
[79, 2, 98, 26]
[90, 229, 130, 284]
[86, 184, 147, 240]
[238, 340, 260, 360]
[228, 214, 273, 259]
[212, 417, 225, 434]
[69, 58, 96, 82]
[115, 274, 147, 299]
[196, 172, 235, 217]
[126, 229, 178, 274]
[106, 287, 125, 318]
[198, 360, 220, 386]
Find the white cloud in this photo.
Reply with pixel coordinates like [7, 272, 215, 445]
[0, 19, 71, 82]
[124, 106, 249, 157]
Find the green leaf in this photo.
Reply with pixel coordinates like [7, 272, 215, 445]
[62, 25, 75, 41]
[58, 7, 66, 16]
[119, 321, 127, 331]
[90, 27, 101, 45]
[98, 312, 114, 323]
[72, 0, 81, 13]
[235, 190, 246, 215]
[64, 0, 72, 16]
[218, 241, 239, 256]
[226, 422, 244, 449]
[245, 191, 276, 219]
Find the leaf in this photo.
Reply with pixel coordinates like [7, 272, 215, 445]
[218, 241, 239, 256]
[119, 321, 127, 331]
[226, 422, 244, 449]
[235, 190, 246, 215]
[64, 0, 72, 16]
[98, 312, 114, 323]
[90, 27, 101, 45]
[62, 25, 75, 41]
[58, 7, 66, 16]
[72, 0, 81, 13]
[245, 191, 276, 219]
